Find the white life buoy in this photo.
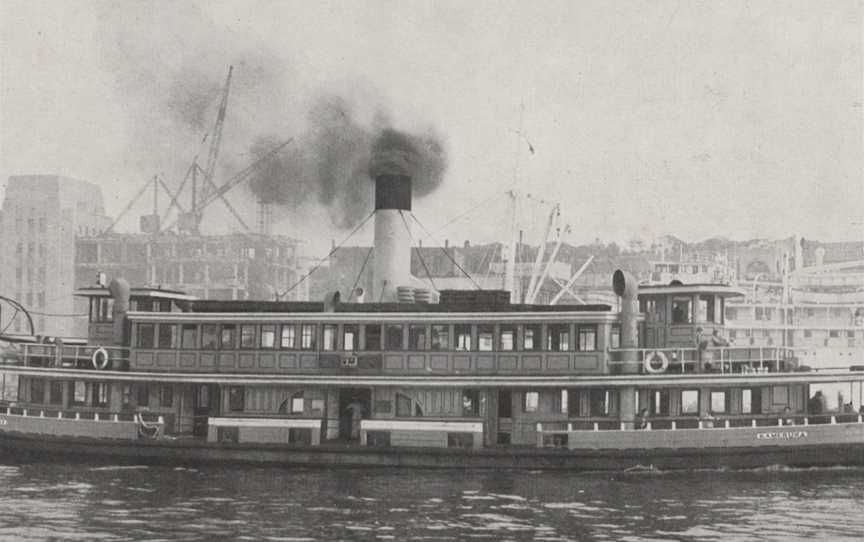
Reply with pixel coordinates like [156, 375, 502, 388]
[91, 346, 109, 370]
[643, 351, 669, 374]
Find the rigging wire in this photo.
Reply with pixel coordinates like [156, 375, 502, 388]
[349, 246, 374, 299]
[0, 309, 20, 334]
[26, 310, 88, 317]
[418, 190, 508, 242]
[409, 212, 482, 290]
[282, 210, 375, 296]
[398, 210, 437, 291]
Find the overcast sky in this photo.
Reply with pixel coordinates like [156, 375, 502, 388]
[1, 1, 861, 253]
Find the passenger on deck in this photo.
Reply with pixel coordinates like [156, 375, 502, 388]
[808, 391, 827, 415]
[700, 412, 716, 428]
[636, 408, 649, 430]
[710, 329, 729, 347]
[781, 406, 795, 426]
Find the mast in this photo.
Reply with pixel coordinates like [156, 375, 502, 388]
[505, 190, 519, 302]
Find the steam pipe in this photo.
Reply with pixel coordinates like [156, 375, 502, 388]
[612, 269, 639, 374]
[108, 278, 130, 347]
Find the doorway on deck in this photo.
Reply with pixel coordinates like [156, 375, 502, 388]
[338, 388, 371, 442]
[192, 384, 221, 438]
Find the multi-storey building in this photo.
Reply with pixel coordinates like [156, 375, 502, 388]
[0, 175, 111, 336]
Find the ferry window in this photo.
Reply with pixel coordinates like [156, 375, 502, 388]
[30, 378, 45, 403]
[523, 391, 539, 413]
[180, 325, 198, 349]
[498, 390, 512, 418]
[651, 390, 670, 416]
[698, 295, 715, 323]
[556, 390, 569, 414]
[610, 325, 621, 349]
[158, 324, 178, 349]
[0, 374, 19, 402]
[680, 390, 699, 415]
[803, 329, 813, 338]
[742, 389, 762, 414]
[137, 324, 156, 348]
[431, 325, 449, 350]
[228, 386, 245, 412]
[260, 325, 276, 349]
[158, 300, 172, 312]
[385, 325, 403, 350]
[477, 325, 494, 351]
[409, 325, 427, 350]
[589, 389, 610, 416]
[577, 325, 597, 351]
[49, 381, 63, 405]
[547, 324, 569, 351]
[322, 324, 337, 351]
[396, 393, 413, 417]
[343, 325, 358, 351]
[455, 325, 472, 351]
[291, 392, 304, 414]
[300, 325, 316, 350]
[462, 389, 480, 417]
[523, 324, 541, 351]
[196, 386, 209, 408]
[710, 391, 728, 414]
[201, 325, 219, 349]
[136, 298, 153, 312]
[137, 384, 150, 407]
[71, 381, 87, 405]
[499, 326, 515, 351]
[92, 382, 109, 407]
[122, 385, 131, 408]
[240, 325, 256, 349]
[829, 330, 840, 338]
[281, 325, 296, 349]
[365, 325, 381, 350]
[220, 325, 236, 349]
[91, 297, 114, 323]
[161, 385, 174, 408]
[726, 307, 737, 321]
[671, 297, 692, 324]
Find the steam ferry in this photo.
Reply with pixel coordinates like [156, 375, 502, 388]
[1, 137, 863, 470]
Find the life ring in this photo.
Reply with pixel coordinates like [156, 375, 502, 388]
[91, 347, 109, 370]
[643, 351, 669, 374]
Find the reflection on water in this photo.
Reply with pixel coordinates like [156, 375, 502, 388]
[1, 461, 863, 541]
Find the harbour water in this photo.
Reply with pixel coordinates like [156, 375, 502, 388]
[1, 461, 863, 541]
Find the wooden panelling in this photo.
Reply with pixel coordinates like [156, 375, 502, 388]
[217, 353, 235, 370]
[430, 356, 449, 371]
[238, 353, 255, 369]
[156, 352, 175, 368]
[385, 355, 404, 370]
[523, 355, 542, 371]
[258, 354, 275, 369]
[472, 355, 492, 371]
[407, 355, 426, 370]
[200, 353, 216, 369]
[278, 353, 297, 369]
[498, 355, 518, 371]
[135, 352, 154, 368]
[179, 353, 196, 368]
[546, 355, 569, 371]
[299, 355, 317, 369]
[573, 354, 600, 371]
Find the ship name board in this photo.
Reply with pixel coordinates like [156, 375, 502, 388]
[756, 430, 808, 440]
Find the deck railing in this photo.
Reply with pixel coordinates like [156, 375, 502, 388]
[0, 343, 130, 370]
[607, 345, 803, 374]
[2, 405, 163, 424]
[536, 413, 864, 447]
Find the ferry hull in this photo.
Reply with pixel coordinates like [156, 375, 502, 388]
[2, 430, 863, 471]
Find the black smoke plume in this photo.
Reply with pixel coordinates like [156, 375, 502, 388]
[248, 94, 448, 229]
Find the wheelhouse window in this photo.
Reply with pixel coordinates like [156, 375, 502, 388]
[343, 325, 358, 351]
[137, 324, 155, 348]
[300, 324, 316, 350]
[220, 325, 236, 349]
[181, 325, 198, 349]
[322, 324, 337, 351]
[385, 325, 403, 350]
[455, 325, 472, 351]
[698, 295, 716, 323]
[499, 326, 515, 351]
[290, 392, 304, 414]
[671, 297, 692, 324]
[431, 325, 449, 350]
[260, 325, 276, 349]
[523, 391, 539, 413]
[523, 324, 541, 351]
[409, 325, 427, 350]
[710, 390, 728, 414]
[239, 325, 256, 349]
[228, 386, 245, 412]
[477, 325, 494, 351]
[158, 324, 178, 349]
[680, 390, 699, 415]
[577, 325, 597, 351]
[201, 325, 219, 349]
[547, 324, 569, 351]
[364, 325, 381, 351]
[90, 298, 114, 323]
[280, 325, 296, 349]
[462, 389, 480, 417]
